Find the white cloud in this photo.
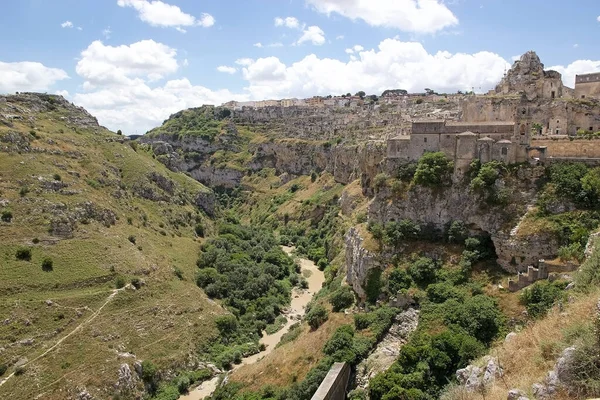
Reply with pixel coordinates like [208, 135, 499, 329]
[274, 16, 300, 29]
[175, 26, 187, 33]
[103, 27, 112, 38]
[296, 25, 326, 46]
[268, 42, 284, 48]
[573, 43, 579, 48]
[235, 58, 254, 66]
[183, 58, 189, 67]
[336, 35, 344, 40]
[0, 61, 69, 93]
[305, 0, 458, 34]
[345, 48, 354, 54]
[254, 42, 263, 48]
[117, 0, 214, 30]
[217, 65, 237, 74]
[237, 39, 510, 100]
[77, 26, 83, 31]
[74, 78, 247, 134]
[353, 45, 364, 52]
[61, 21, 73, 28]
[597, 15, 600, 22]
[76, 39, 179, 87]
[548, 59, 600, 87]
[55, 90, 70, 97]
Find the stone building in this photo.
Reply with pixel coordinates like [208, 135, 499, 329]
[387, 120, 529, 172]
[574, 72, 600, 100]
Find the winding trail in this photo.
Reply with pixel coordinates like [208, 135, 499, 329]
[180, 246, 324, 400]
[0, 288, 122, 389]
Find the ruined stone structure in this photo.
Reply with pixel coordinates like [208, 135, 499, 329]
[574, 72, 600, 100]
[507, 260, 549, 292]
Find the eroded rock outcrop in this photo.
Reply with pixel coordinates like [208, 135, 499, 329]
[345, 227, 379, 300]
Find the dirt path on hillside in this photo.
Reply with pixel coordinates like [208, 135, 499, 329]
[0, 288, 122, 389]
[180, 247, 324, 400]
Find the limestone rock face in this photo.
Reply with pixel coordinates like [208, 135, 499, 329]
[456, 357, 504, 392]
[345, 227, 378, 300]
[355, 308, 419, 389]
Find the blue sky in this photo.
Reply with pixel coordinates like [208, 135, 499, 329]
[1, 0, 599, 134]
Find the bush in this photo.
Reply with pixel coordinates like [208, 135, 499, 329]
[374, 173, 389, 190]
[408, 257, 438, 286]
[520, 280, 567, 318]
[329, 286, 354, 312]
[128, 235, 136, 244]
[215, 314, 238, 337]
[412, 152, 453, 186]
[173, 266, 184, 280]
[1, 210, 12, 222]
[194, 223, 205, 237]
[311, 171, 318, 183]
[306, 304, 328, 330]
[384, 219, 420, 246]
[19, 186, 29, 197]
[15, 247, 32, 261]
[141, 360, 158, 391]
[447, 220, 467, 243]
[41, 257, 53, 272]
[53, 173, 62, 181]
[115, 276, 126, 289]
[387, 268, 412, 294]
[0, 364, 6, 376]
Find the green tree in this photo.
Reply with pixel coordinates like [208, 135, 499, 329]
[329, 286, 355, 312]
[412, 152, 454, 186]
[306, 304, 329, 330]
[215, 314, 238, 337]
[408, 257, 438, 286]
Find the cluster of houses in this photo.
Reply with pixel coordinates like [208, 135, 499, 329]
[220, 91, 460, 111]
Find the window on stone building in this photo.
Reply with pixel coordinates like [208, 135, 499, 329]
[551, 91, 555, 99]
[424, 137, 427, 143]
[501, 147, 508, 155]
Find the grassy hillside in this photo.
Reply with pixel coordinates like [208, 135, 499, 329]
[0, 94, 223, 400]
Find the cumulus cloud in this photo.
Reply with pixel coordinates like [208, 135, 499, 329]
[305, 0, 458, 34]
[61, 21, 73, 28]
[346, 44, 364, 54]
[217, 65, 237, 74]
[237, 39, 510, 100]
[56, 90, 69, 97]
[235, 58, 254, 66]
[74, 78, 247, 134]
[253, 42, 263, 48]
[296, 26, 326, 46]
[336, 35, 344, 40]
[549, 59, 600, 87]
[76, 40, 179, 87]
[274, 16, 301, 29]
[597, 15, 600, 22]
[102, 27, 112, 38]
[117, 0, 214, 30]
[0, 61, 69, 93]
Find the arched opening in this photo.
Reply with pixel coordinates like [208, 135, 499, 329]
[520, 124, 526, 135]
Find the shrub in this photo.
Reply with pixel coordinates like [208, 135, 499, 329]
[374, 173, 389, 190]
[306, 304, 328, 330]
[412, 152, 453, 186]
[173, 267, 184, 280]
[447, 220, 467, 243]
[53, 173, 62, 181]
[194, 223, 205, 237]
[311, 171, 318, 183]
[408, 257, 438, 286]
[384, 219, 420, 246]
[116, 129, 122, 135]
[15, 247, 32, 261]
[520, 280, 567, 318]
[115, 276, 126, 289]
[32, 238, 39, 244]
[141, 360, 158, 390]
[1, 210, 12, 222]
[128, 235, 136, 244]
[41, 257, 53, 272]
[215, 314, 238, 337]
[19, 186, 29, 197]
[387, 268, 412, 294]
[0, 364, 6, 376]
[329, 286, 354, 312]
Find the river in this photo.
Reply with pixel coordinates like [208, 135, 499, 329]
[180, 246, 325, 400]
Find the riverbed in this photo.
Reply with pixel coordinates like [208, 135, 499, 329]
[180, 246, 324, 400]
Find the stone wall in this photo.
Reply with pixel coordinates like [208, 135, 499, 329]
[345, 227, 379, 300]
[311, 363, 350, 400]
[533, 137, 600, 159]
[575, 73, 600, 99]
